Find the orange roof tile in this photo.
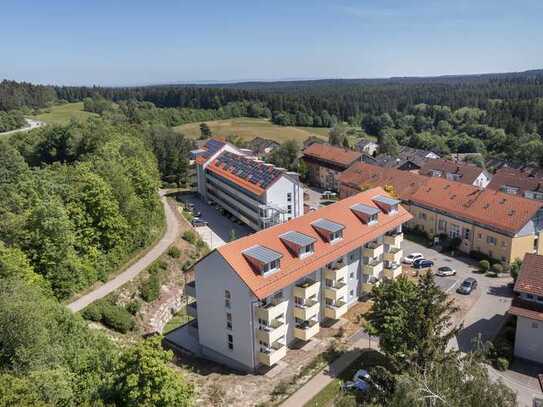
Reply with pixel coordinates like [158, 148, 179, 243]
[215, 187, 412, 299]
[419, 159, 486, 185]
[514, 253, 543, 297]
[303, 143, 362, 168]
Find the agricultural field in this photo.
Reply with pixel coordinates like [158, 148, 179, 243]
[30, 102, 98, 125]
[173, 117, 330, 144]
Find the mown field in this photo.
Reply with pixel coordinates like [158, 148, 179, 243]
[173, 117, 330, 143]
[30, 102, 98, 125]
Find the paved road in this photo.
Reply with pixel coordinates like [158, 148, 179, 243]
[0, 118, 45, 136]
[67, 191, 180, 312]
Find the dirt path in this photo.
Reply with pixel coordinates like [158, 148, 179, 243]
[0, 118, 45, 136]
[67, 190, 181, 312]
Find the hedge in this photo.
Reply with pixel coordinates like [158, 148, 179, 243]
[101, 303, 135, 333]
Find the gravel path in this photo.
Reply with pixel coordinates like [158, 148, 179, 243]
[67, 190, 180, 312]
[0, 118, 45, 136]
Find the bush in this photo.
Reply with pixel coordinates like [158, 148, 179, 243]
[485, 271, 498, 278]
[168, 246, 181, 258]
[492, 263, 504, 273]
[496, 357, 509, 371]
[126, 300, 142, 315]
[182, 230, 197, 244]
[101, 303, 135, 333]
[141, 273, 161, 302]
[479, 260, 490, 272]
[82, 302, 103, 321]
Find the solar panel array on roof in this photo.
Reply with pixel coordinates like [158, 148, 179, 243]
[311, 218, 345, 233]
[280, 231, 316, 247]
[202, 139, 226, 159]
[215, 151, 283, 189]
[243, 245, 283, 264]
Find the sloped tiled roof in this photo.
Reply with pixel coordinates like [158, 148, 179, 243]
[302, 143, 362, 168]
[514, 253, 543, 297]
[215, 187, 412, 299]
[419, 159, 486, 185]
[487, 168, 543, 196]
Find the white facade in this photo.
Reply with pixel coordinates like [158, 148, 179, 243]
[195, 143, 304, 230]
[186, 226, 404, 372]
[514, 315, 543, 364]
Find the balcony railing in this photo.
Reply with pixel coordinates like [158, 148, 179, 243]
[256, 297, 288, 322]
[384, 247, 403, 263]
[362, 242, 384, 258]
[187, 301, 198, 318]
[363, 259, 383, 275]
[293, 279, 320, 299]
[294, 320, 320, 341]
[324, 281, 348, 300]
[256, 318, 287, 344]
[293, 299, 319, 320]
[384, 262, 402, 280]
[185, 280, 196, 298]
[324, 300, 348, 319]
[257, 341, 287, 366]
[384, 231, 403, 247]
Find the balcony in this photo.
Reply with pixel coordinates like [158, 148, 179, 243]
[258, 341, 287, 366]
[324, 300, 348, 319]
[324, 264, 348, 282]
[324, 281, 348, 301]
[185, 280, 196, 298]
[293, 279, 320, 299]
[363, 259, 383, 275]
[384, 262, 402, 280]
[384, 248, 403, 263]
[187, 301, 198, 318]
[256, 318, 288, 344]
[294, 320, 320, 341]
[384, 232, 403, 247]
[362, 241, 383, 258]
[256, 297, 288, 322]
[293, 299, 319, 320]
[362, 282, 376, 293]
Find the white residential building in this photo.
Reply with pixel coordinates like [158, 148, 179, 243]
[193, 139, 304, 230]
[178, 188, 412, 372]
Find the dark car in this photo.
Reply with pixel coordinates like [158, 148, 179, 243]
[456, 277, 477, 295]
[413, 259, 434, 269]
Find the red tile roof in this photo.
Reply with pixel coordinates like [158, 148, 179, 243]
[487, 168, 543, 196]
[303, 143, 362, 168]
[338, 163, 543, 235]
[215, 187, 412, 299]
[509, 297, 543, 321]
[514, 253, 543, 297]
[419, 159, 486, 185]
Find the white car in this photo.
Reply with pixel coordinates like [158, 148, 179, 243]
[403, 252, 424, 264]
[436, 266, 456, 277]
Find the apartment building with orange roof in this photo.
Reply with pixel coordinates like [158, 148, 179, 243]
[180, 188, 411, 372]
[338, 163, 543, 264]
[192, 139, 304, 230]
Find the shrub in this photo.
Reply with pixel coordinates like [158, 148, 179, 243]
[168, 246, 181, 258]
[82, 302, 103, 321]
[496, 357, 509, 371]
[492, 263, 504, 273]
[126, 300, 142, 315]
[479, 260, 490, 272]
[141, 273, 161, 302]
[485, 271, 498, 278]
[101, 303, 135, 333]
[182, 230, 197, 244]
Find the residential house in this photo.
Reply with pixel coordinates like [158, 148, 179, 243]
[193, 139, 304, 230]
[509, 253, 543, 363]
[355, 139, 379, 156]
[303, 136, 325, 150]
[182, 188, 412, 371]
[487, 167, 543, 201]
[338, 163, 543, 263]
[364, 146, 439, 172]
[302, 143, 362, 191]
[419, 159, 491, 188]
[246, 137, 280, 157]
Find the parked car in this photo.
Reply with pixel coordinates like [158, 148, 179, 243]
[413, 259, 434, 269]
[342, 369, 371, 393]
[436, 266, 456, 276]
[456, 277, 478, 295]
[191, 219, 208, 227]
[403, 252, 424, 264]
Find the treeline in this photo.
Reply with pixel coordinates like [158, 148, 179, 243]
[0, 79, 56, 111]
[0, 119, 163, 299]
[0, 110, 25, 132]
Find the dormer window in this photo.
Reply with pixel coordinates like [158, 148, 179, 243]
[351, 203, 380, 224]
[279, 231, 316, 258]
[242, 245, 282, 276]
[311, 218, 345, 244]
[372, 195, 400, 214]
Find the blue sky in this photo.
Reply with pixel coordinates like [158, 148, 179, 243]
[1, 0, 542, 85]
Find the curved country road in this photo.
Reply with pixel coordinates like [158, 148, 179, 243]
[67, 190, 180, 312]
[0, 118, 45, 136]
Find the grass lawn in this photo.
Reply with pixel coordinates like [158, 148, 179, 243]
[173, 117, 329, 144]
[30, 102, 98, 125]
[304, 349, 389, 407]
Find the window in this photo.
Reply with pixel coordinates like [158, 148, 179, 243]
[532, 322, 539, 329]
[287, 193, 292, 202]
[227, 334, 233, 350]
[449, 224, 460, 238]
[502, 240, 506, 248]
[350, 272, 354, 278]
[478, 233, 482, 239]
[418, 212, 427, 220]
[330, 230, 343, 242]
[349, 253, 356, 261]
[263, 259, 280, 273]
[463, 228, 470, 240]
[350, 290, 354, 297]
[526, 294, 534, 300]
[299, 243, 314, 257]
[501, 257, 506, 262]
[226, 312, 232, 330]
[225, 290, 231, 308]
[501, 185, 520, 195]
[486, 236, 497, 245]
[438, 220, 447, 231]
[287, 205, 292, 213]
[538, 296, 543, 302]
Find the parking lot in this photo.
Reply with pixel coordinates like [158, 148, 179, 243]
[180, 194, 252, 249]
[401, 238, 514, 351]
